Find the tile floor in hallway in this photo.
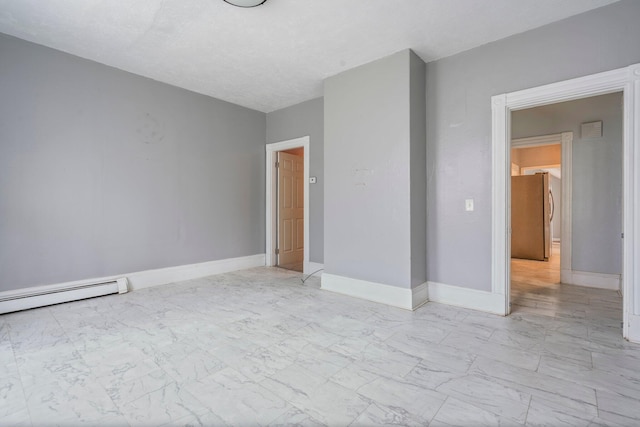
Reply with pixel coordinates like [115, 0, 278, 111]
[1, 266, 640, 426]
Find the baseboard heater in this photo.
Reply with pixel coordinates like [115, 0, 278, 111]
[0, 277, 129, 315]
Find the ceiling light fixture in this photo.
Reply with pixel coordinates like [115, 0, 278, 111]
[223, 0, 267, 7]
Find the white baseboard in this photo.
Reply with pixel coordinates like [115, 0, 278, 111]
[428, 281, 506, 315]
[412, 282, 429, 309]
[127, 254, 265, 290]
[560, 269, 572, 286]
[321, 273, 428, 310]
[627, 314, 640, 344]
[304, 262, 325, 276]
[0, 254, 266, 314]
[563, 270, 620, 290]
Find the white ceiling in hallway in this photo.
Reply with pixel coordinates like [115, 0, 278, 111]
[0, 0, 618, 112]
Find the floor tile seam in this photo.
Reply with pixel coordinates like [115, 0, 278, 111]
[522, 393, 533, 425]
[471, 346, 540, 373]
[349, 389, 436, 424]
[365, 346, 423, 376]
[428, 394, 449, 424]
[339, 395, 376, 427]
[422, 370, 474, 395]
[4, 326, 21, 378]
[131, 379, 208, 420]
[538, 352, 594, 373]
[593, 391, 640, 422]
[14, 346, 84, 388]
[97, 367, 180, 415]
[596, 384, 640, 403]
[589, 360, 640, 379]
[285, 398, 332, 426]
[467, 364, 598, 407]
[50, 306, 87, 347]
[435, 326, 456, 347]
[485, 335, 545, 354]
[23, 379, 124, 425]
[597, 409, 640, 424]
[470, 370, 535, 398]
[271, 376, 361, 422]
[533, 352, 543, 372]
[240, 388, 293, 427]
[2, 367, 32, 425]
[436, 387, 530, 424]
[594, 388, 601, 419]
[261, 368, 330, 399]
[94, 357, 169, 393]
[75, 344, 146, 370]
[533, 367, 617, 401]
[156, 410, 209, 427]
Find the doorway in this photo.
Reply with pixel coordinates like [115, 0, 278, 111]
[265, 136, 311, 274]
[509, 133, 570, 314]
[508, 92, 625, 320]
[490, 63, 640, 342]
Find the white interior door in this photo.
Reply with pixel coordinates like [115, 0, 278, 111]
[277, 152, 304, 271]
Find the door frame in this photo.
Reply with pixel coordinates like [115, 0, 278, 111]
[511, 132, 573, 285]
[491, 63, 640, 342]
[265, 136, 310, 273]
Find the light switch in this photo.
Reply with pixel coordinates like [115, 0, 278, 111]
[309, 176, 317, 184]
[465, 199, 474, 211]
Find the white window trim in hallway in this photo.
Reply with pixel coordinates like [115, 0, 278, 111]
[265, 136, 311, 274]
[491, 63, 640, 342]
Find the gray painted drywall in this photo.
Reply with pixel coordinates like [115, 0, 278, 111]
[0, 33, 266, 292]
[324, 49, 424, 289]
[266, 97, 324, 263]
[410, 52, 427, 287]
[512, 93, 623, 275]
[426, 0, 640, 291]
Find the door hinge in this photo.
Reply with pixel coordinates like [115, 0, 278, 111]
[275, 161, 280, 168]
[275, 248, 279, 255]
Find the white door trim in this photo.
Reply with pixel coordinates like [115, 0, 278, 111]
[266, 136, 311, 274]
[491, 63, 640, 342]
[511, 132, 573, 286]
[511, 133, 568, 148]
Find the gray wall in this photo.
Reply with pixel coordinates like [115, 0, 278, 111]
[324, 49, 423, 288]
[409, 52, 427, 287]
[0, 33, 266, 292]
[426, 0, 640, 291]
[512, 93, 623, 275]
[266, 98, 324, 263]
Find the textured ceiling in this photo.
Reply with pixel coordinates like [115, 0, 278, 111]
[0, 0, 618, 112]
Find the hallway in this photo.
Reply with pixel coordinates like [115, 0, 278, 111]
[511, 242, 621, 328]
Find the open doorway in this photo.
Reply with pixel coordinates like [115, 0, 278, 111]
[509, 134, 566, 314]
[491, 63, 640, 342]
[508, 93, 623, 321]
[265, 136, 311, 274]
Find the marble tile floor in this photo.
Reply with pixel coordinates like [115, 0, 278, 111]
[1, 266, 639, 426]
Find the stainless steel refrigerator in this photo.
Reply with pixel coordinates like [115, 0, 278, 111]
[511, 172, 551, 261]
